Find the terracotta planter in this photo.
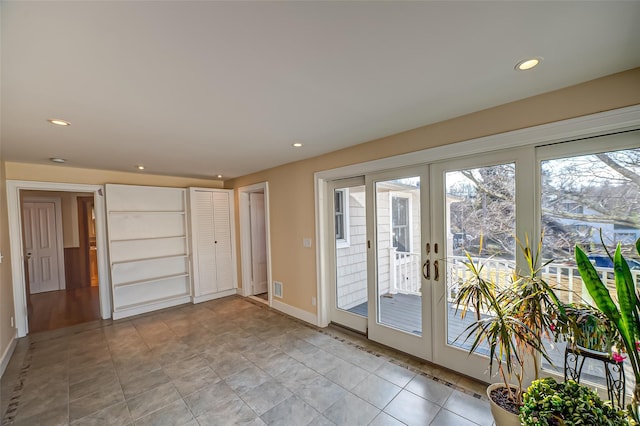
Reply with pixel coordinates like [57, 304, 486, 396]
[487, 383, 521, 426]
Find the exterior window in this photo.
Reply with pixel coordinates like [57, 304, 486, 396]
[391, 195, 410, 252]
[335, 189, 349, 243]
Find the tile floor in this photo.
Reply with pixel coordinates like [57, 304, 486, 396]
[0, 296, 494, 425]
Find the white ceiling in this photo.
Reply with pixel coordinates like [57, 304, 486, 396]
[2, 1, 640, 180]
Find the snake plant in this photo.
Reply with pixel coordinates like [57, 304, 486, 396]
[575, 237, 640, 422]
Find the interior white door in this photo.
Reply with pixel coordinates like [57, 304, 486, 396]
[249, 192, 268, 295]
[23, 202, 61, 294]
[212, 191, 234, 292]
[193, 190, 218, 295]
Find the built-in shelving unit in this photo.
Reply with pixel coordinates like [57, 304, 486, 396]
[106, 184, 191, 319]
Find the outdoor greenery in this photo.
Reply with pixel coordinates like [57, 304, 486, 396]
[447, 148, 640, 261]
[520, 377, 630, 426]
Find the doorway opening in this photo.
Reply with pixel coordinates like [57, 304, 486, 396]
[20, 191, 101, 333]
[238, 182, 272, 305]
[7, 181, 110, 338]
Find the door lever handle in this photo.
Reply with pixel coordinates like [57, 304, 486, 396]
[434, 260, 440, 281]
[422, 259, 430, 280]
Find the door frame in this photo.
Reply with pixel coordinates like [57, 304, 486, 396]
[316, 106, 640, 341]
[238, 182, 273, 305]
[7, 181, 111, 337]
[21, 196, 66, 293]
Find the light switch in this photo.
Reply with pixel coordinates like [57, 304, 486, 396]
[303, 238, 312, 248]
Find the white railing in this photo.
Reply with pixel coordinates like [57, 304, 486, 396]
[446, 255, 640, 305]
[390, 249, 421, 295]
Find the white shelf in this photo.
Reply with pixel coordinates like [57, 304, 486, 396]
[109, 210, 185, 214]
[111, 254, 188, 265]
[110, 235, 186, 243]
[114, 273, 189, 289]
[114, 294, 191, 315]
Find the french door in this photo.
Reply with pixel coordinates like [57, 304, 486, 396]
[366, 166, 431, 359]
[430, 148, 532, 382]
[328, 150, 532, 381]
[328, 167, 432, 359]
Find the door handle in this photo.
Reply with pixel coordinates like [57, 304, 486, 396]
[434, 260, 440, 281]
[25, 252, 32, 258]
[422, 259, 430, 280]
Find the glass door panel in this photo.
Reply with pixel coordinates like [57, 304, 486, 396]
[432, 155, 519, 382]
[367, 167, 430, 360]
[375, 177, 422, 335]
[328, 178, 367, 333]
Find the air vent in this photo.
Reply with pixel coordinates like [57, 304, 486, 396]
[273, 281, 283, 298]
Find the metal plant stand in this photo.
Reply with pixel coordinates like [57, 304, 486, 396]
[564, 344, 626, 409]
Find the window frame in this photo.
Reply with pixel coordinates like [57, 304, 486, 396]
[335, 188, 350, 248]
[390, 191, 413, 253]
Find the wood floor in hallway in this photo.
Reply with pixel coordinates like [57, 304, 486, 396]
[28, 286, 101, 333]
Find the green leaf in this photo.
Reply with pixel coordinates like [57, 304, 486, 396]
[575, 245, 621, 325]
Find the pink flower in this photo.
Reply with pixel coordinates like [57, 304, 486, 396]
[549, 323, 556, 332]
[612, 352, 626, 363]
[636, 341, 640, 352]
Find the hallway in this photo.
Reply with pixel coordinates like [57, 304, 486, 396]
[1, 296, 492, 425]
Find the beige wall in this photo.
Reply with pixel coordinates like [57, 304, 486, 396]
[1, 161, 15, 365]
[226, 68, 640, 315]
[5, 163, 225, 189]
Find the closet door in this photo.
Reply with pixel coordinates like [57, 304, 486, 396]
[212, 191, 234, 292]
[189, 188, 237, 302]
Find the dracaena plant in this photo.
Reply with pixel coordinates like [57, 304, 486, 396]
[453, 236, 566, 411]
[575, 237, 640, 422]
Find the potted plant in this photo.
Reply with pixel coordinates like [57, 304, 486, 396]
[520, 377, 630, 425]
[576, 237, 640, 422]
[453, 236, 567, 426]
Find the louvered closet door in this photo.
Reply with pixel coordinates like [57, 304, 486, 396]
[193, 191, 218, 295]
[212, 192, 233, 292]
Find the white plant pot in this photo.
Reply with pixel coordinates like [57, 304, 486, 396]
[487, 383, 521, 426]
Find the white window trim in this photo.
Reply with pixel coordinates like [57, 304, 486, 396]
[389, 191, 413, 253]
[335, 188, 350, 248]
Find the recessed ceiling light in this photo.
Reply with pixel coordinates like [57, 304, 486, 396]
[292, 143, 303, 148]
[515, 57, 542, 71]
[49, 157, 66, 164]
[47, 119, 71, 126]
[216, 174, 223, 179]
[136, 165, 145, 170]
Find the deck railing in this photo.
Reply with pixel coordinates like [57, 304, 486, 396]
[446, 255, 640, 305]
[389, 251, 640, 303]
[390, 249, 421, 295]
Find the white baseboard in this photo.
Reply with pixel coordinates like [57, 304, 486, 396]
[192, 288, 238, 304]
[0, 332, 17, 377]
[271, 299, 318, 326]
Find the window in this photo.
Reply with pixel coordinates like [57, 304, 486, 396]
[335, 189, 349, 244]
[391, 194, 410, 252]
